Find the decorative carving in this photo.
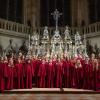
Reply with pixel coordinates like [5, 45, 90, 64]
[64, 26, 72, 57]
[31, 31, 39, 46]
[19, 41, 28, 55]
[5, 39, 16, 55]
[30, 31, 40, 56]
[42, 26, 49, 40]
[51, 9, 62, 30]
[41, 26, 50, 56]
[51, 29, 63, 56]
[75, 32, 82, 46]
[0, 44, 3, 57]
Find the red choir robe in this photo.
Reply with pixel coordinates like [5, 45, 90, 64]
[3, 61, 9, 90]
[0, 62, 5, 92]
[69, 60, 76, 88]
[89, 59, 98, 90]
[46, 62, 55, 88]
[62, 59, 70, 88]
[3, 62, 8, 78]
[88, 61, 94, 90]
[92, 60, 98, 91]
[93, 66, 98, 91]
[6, 63, 14, 90]
[14, 62, 24, 89]
[24, 61, 34, 89]
[97, 59, 100, 89]
[22, 60, 26, 77]
[35, 59, 42, 87]
[38, 62, 46, 88]
[83, 63, 90, 89]
[74, 63, 84, 89]
[52, 60, 56, 87]
[55, 61, 63, 88]
[45, 61, 49, 88]
[32, 59, 37, 85]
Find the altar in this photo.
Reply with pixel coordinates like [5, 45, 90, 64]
[27, 9, 87, 58]
[51, 29, 63, 56]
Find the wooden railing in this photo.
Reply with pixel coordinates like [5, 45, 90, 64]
[0, 18, 100, 36]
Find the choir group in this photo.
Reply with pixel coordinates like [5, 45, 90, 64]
[0, 52, 100, 92]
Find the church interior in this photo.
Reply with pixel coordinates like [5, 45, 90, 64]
[0, 0, 100, 99]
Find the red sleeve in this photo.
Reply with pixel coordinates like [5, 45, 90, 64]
[38, 64, 41, 77]
[31, 63, 35, 77]
[13, 64, 17, 77]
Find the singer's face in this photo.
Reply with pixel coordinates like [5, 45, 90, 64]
[9, 58, 13, 63]
[27, 60, 30, 63]
[77, 60, 81, 64]
[4, 57, 7, 60]
[98, 54, 100, 58]
[86, 57, 89, 61]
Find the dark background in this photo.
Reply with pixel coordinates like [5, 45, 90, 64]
[0, 0, 100, 26]
[40, 0, 71, 27]
[0, 0, 23, 23]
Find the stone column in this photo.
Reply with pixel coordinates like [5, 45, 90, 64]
[23, 0, 40, 28]
[36, 0, 40, 27]
[23, 0, 27, 25]
[78, 0, 89, 26]
[71, 0, 78, 27]
[71, 0, 89, 27]
[31, 0, 36, 28]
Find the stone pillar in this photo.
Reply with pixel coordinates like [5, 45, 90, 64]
[71, 0, 89, 27]
[23, 0, 27, 25]
[78, 0, 89, 26]
[71, 0, 78, 27]
[23, 0, 40, 28]
[36, 0, 40, 27]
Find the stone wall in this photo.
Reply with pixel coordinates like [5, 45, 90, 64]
[0, 29, 28, 51]
[23, 0, 40, 27]
[0, 35, 23, 49]
[87, 34, 100, 48]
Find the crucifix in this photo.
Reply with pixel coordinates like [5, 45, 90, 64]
[51, 9, 62, 30]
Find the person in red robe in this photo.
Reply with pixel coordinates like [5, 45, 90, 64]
[14, 57, 24, 89]
[21, 55, 26, 78]
[83, 56, 90, 89]
[46, 59, 55, 88]
[74, 59, 84, 89]
[51, 56, 57, 87]
[24, 58, 34, 89]
[6, 57, 14, 90]
[89, 53, 98, 91]
[69, 58, 76, 88]
[3, 56, 8, 77]
[62, 57, 70, 88]
[3, 56, 9, 90]
[97, 53, 100, 90]
[32, 57, 37, 86]
[0, 57, 5, 92]
[55, 58, 63, 88]
[35, 57, 42, 87]
[38, 59, 46, 88]
[44, 57, 49, 88]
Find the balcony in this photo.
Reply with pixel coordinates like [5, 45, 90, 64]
[0, 18, 100, 38]
[0, 18, 30, 38]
